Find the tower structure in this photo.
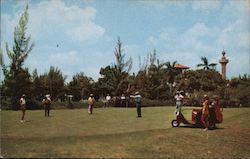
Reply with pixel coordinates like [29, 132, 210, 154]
[219, 49, 229, 79]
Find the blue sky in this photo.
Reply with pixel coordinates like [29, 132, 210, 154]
[1, 0, 249, 82]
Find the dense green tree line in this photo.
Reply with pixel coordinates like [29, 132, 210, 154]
[1, 5, 249, 109]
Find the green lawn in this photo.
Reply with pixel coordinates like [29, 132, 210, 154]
[1, 107, 250, 158]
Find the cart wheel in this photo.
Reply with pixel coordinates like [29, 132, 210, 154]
[171, 120, 179, 127]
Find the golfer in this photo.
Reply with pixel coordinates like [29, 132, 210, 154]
[130, 92, 142, 118]
[42, 94, 51, 117]
[174, 91, 184, 115]
[105, 94, 111, 107]
[19, 94, 26, 123]
[87, 94, 95, 114]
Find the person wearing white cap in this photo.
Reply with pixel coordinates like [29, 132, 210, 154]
[174, 90, 184, 115]
[130, 92, 142, 118]
[19, 94, 26, 123]
[87, 94, 95, 114]
[105, 94, 111, 107]
[42, 94, 51, 117]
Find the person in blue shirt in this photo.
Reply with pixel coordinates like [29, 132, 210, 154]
[130, 92, 142, 118]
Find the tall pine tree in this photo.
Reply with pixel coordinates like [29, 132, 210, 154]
[3, 5, 34, 110]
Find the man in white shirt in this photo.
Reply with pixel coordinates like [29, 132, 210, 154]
[88, 94, 95, 114]
[120, 94, 126, 107]
[105, 94, 111, 107]
[19, 94, 26, 123]
[130, 92, 142, 118]
[174, 91, 184, 115]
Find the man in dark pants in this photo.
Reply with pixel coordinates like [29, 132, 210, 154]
[42, 95, 51, 117]
[88, 94, 95, 114]
[19, 94, 26, 123]
[130, 92, 142, 118]
[121, 94, 126, 107]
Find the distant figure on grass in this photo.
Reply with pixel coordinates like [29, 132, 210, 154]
[42, 94, 52, 117]
[105, 94, 111, 107]
[87, 94, 96, 114]
[174, 90, 184, 115]
[130, 92, 142, 118]
[121, 94, 126, 107]
[19, 94, 26, 123]
[201, 95, 210, 131]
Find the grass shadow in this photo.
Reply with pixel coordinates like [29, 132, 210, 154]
[178, 125, 203, 129]
[209, 127, 225, 130]
[177, 125, 225, 131]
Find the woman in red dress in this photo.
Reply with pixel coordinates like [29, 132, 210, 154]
[201, 95, 210, 131]
[214, 96, 223, 123]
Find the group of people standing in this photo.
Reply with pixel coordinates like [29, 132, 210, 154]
[19, 94, 51, 123]
[104, 94, 129, 108]
[201, 95, 223, 131]
[18, 91, 142, 122]
[87, 92, 142, 117]
[19, 91, 222, 129]
[174, 90, 223, 131]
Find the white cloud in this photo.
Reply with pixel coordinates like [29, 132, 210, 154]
[1, 0, 106, 62]
[146, 36, 158, 47]
[183, 23, 210, 38]
[238, 32, 250, 48]
[145, 22, 221, 71]
[67, 22, 105, 41]
[159, 32, 170, 41]
[226, 52, 249, 78]
[3, 0, 105, 42]
[49, 51, 80, 65]
[175, 23, 217, 57]
[217, 19, 249, 49]
[24, 50, 81, 73]
[221, 0, 249, 20]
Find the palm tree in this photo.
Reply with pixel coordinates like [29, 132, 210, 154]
[197, 57, 217, 70]
[148, 59, 166, 99]
[164, 61, 179, 94]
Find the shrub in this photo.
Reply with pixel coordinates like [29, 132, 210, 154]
[26, 98, 43, 110]
[1, 97, 12, 110]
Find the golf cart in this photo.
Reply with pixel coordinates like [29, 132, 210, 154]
[171, 109, 203, 127]
[171, 108, 223, 129]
